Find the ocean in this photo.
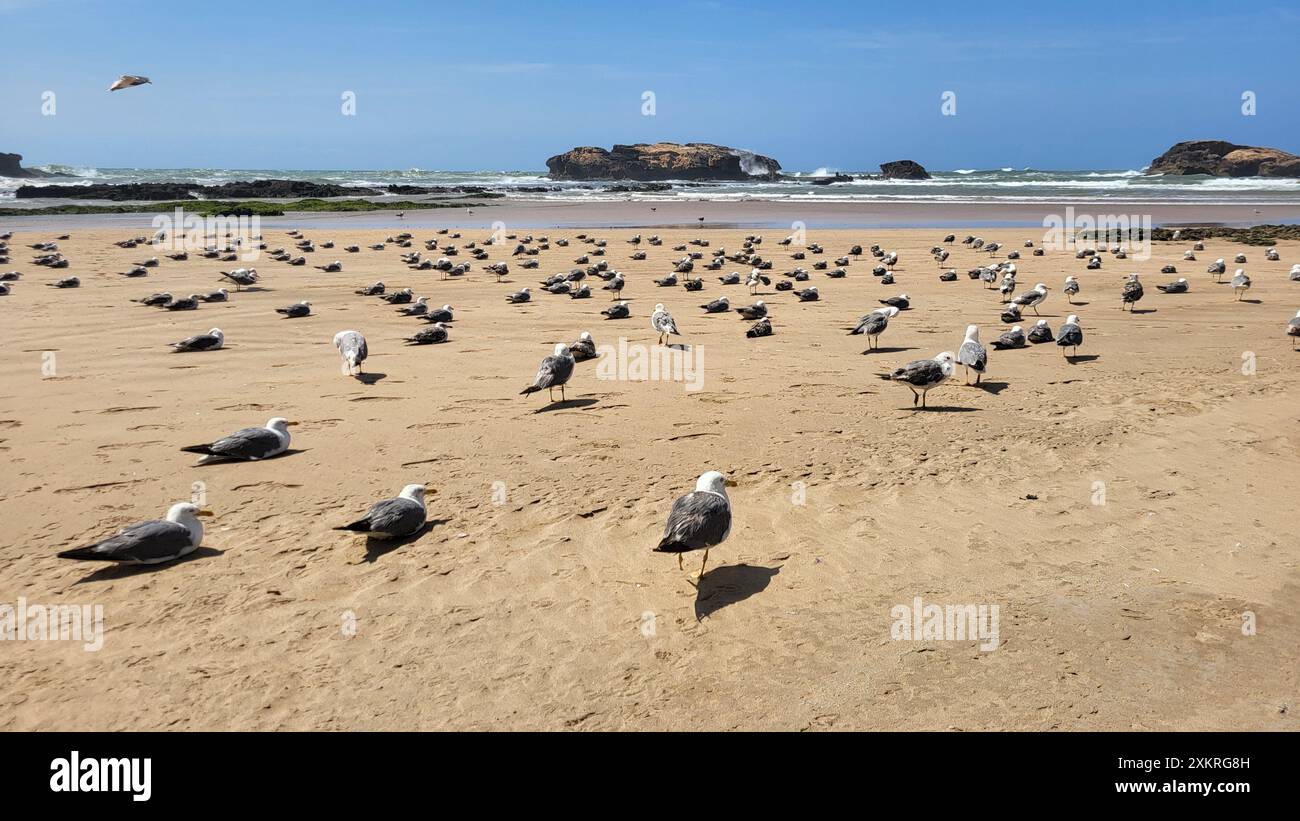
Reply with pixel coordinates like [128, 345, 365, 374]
[6, 166, 1300, 207]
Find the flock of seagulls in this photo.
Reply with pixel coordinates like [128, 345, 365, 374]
[4, 222, 1295, 580]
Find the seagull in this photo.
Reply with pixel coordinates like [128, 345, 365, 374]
[653, 470, 735, 583]
[333, 330, 368, 375]
[520, 343, 575, 402]
[398, 296, 430, 316]
[746, 269, 771, 293]
[405, 323, 449, 345]
[276, 300, 311, 318]
[1121, 274, 1144, 311]
[219, 268, 258, 290]
[569, 331, 598, 361]
[849, 306, 899, 350]
[356, 281, 385, 296]
[200, 288, 229, 303]
[999, 274, 1017, 302]
[1063, 276, 1080, 303]
[1012, 283, 1049, 315]
[108, 74, 151, 91]
[1208, 258, 1226, 282]
[1230, 269, 1251, 300]
[1000, 303, 1022, 324]
[57, 502, 212, 564]
[334, 484, 429, 540]
[1027, 319, 1054, 344]
[1288, 310, 1300, 349]
[991, 325, 1026, 350]
[651, 303, 680, 345]
[1156, 278, 1189, 294]
[879, 293, 909, 310]
[506, 287, 531, 303]
[602, 274, 625, 299]
[165, 294, 201, 311]
[49, 276, 80, 288]
[170, 328, 224, 353]
[957, 325, 988, 385]
[886, 352, 956, 408]
[736, 300, 767, 320]
[745, 317, 773, 338]
[180, 417, 296, 464]
[423, 304, 454, 323]
[380, 288, 413, 304]
[315, 260, 342, 273]
[1057, 314, 1084, 358]
[602, 301, 630, 319]
[701, 296, 730, 313]
[794, 286, 820, 302]
[133, 291, 172, 307]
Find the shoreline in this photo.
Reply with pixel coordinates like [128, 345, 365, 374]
[2, 198, 1299, 231]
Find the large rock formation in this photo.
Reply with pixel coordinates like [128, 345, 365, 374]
[1147, 141, 1300, 177]
[879, 160, 931, 180]
[546, 143, 781, 181]
[0, 152, 65, 179]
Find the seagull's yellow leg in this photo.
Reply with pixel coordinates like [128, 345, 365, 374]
[677, 554, 683, 571]
[697, 548, 710, 582]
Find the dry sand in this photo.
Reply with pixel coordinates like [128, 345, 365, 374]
[0, 224, 1297, 730]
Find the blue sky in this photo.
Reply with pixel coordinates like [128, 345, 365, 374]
[2, 0, 1298, 172]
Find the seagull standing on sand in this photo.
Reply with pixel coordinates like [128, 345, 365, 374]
[57, 502, 212, 565]
[1063, 276, 1080, 303]
[1012, 283, 1049, 315]
[850, 306, 898, 350]
[1288, 310, 1300, 349]
[334, 484, 429, 540]
[180, 417, 296, 464]
[957, 325, 988, 385]
[886, 352, 956, 408]
[1230, 269, 1251, 300]
[1121, 274, 1144, 311]
[334, 330, 368, 375]
[520, 343, 575, 402]
[1208, 258, 1226, 282]
[651, 303, 681, 345]
[108, 75, 151, 91]
[1057, 314, 1084, 358]
[654, 471, 735, 583]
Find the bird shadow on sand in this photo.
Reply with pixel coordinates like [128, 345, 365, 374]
[354, 372, 387, 385]
[972, 380, 1010, 395]
[229, 286, 271, 293]
[362, 519, 449, 563]
[1237, 298, 1263, 305]
[694, 563, 782, 621]
[1066, 354, 1101, 363]
[903, 405, 980, 413]
[70, 547, 225, 585]
[1065, 301, 1090, 307]
[533, 397, 598, 413]
[1128, 308, 1157, 314]
[663, 343, 692, 352]
[862, 346, 916, 355]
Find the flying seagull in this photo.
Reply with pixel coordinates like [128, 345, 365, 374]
[653, 470, 736, 583]
[180, 417, 296, 464]
[109, 75, 151, 91]
[334, 484, 429, 540]
[58, 502, 212, 564]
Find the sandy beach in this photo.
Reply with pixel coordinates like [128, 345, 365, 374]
[1, 224, 1297, 731]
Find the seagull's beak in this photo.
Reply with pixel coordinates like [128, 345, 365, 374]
[725, 479, 739, 488]
[285, 421, 300, 426]
[195, 509, 215, 517]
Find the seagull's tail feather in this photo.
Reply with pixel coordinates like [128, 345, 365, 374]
[57, 544, 109, 561]
[520, 385, 541, 396]
[179, 443, 214, 455]
[654, 538, 690, 553]
[333, 519, 372, 532]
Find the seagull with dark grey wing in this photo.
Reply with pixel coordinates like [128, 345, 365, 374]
[1156, 278, 1189, 294]
[1063, 276, 1080, 303]
[736, 300, 767, 320]
[1012, 283, 1049, 315]
[746, 268, 771, 293]
[108, 74, 151, 91]
[957, 325, 988, 385]
[651, 303, 680, 345]
[1027, 319, 1054, 344]
[1057, 314, 1084, 357]
[1288, 310, 1300, 349]
[170, 328, 224, 353]
[602, 301, 630, 319]
[506, 287, 531, 303]
[276, 300, 311, 318]
[423, 304, 454, 323]
[166, 294, 201, 310]
[520, 343, 575, 402]
[879, 293, 909, 310]
[992, 325, 1026, 350]
[356, 281, 385, 296]
[180, 417, 296, 464]
[745, 317, 773, 338]
[333, 330, 368, 375]
[200, 288, 229, 303]
[701, 296, 730, 313]
[794, 286, 820, 302]
[850, 306, 898, 350]
[134, 291, 172, 306]
[334, 484, 429, 540]
[405, 323, 449, 345]
[884, 352, 956, 408]
[398, 296, 429, 316]
[58, 502, 211, 565]
[1208, 258, 1226, 282]
[602, 274, 624, 299]
[219, 268, 258, 290]
[654, 470, 736, 583]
